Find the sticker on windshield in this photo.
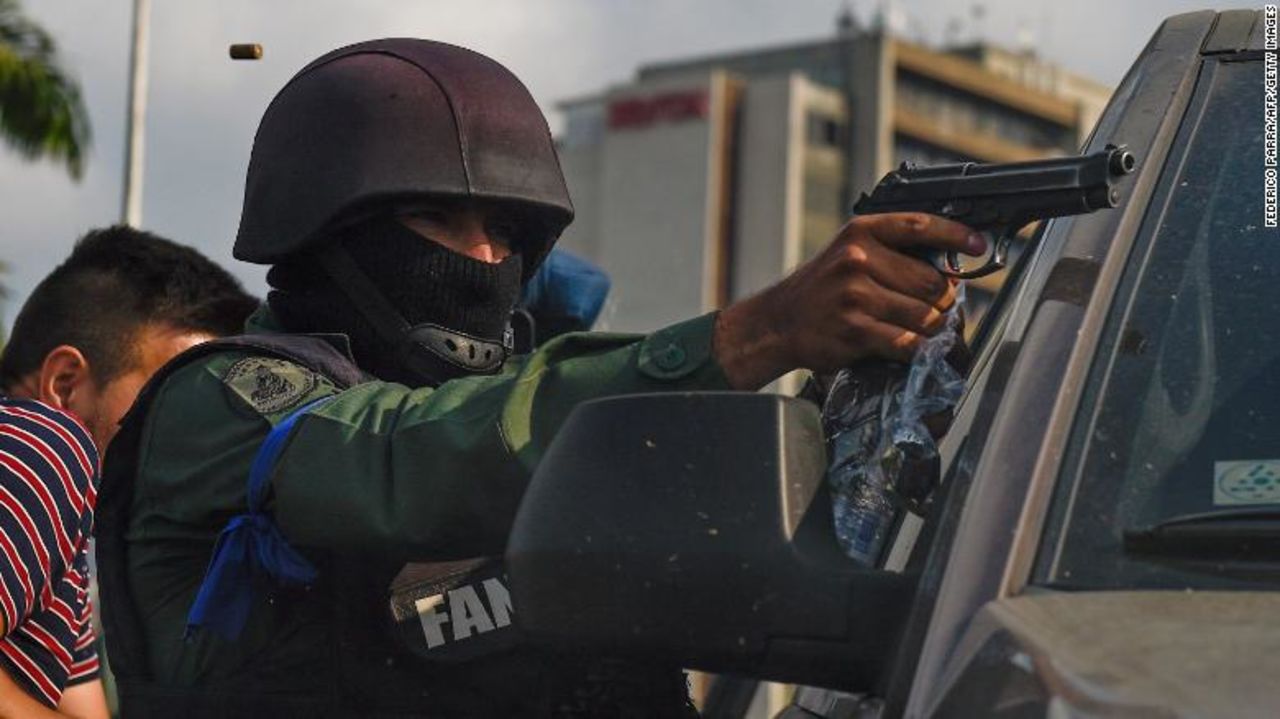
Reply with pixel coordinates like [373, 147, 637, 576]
[1214, 460, 1280, 505]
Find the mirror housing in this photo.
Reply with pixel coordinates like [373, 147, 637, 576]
[506, 392, 917, 691]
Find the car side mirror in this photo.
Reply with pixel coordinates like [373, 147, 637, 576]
[506, 392, 917, 691]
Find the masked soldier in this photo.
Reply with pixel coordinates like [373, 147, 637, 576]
[96, 39, 976, 718]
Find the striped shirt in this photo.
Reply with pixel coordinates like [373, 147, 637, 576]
[0, 398, 100, 707]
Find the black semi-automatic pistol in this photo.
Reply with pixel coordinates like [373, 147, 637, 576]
[852, 145, 1137, 279]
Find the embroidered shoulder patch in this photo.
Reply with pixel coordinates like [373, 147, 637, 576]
[222, 357, 320, 415]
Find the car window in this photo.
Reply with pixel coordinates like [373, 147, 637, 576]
[1035, 56, 1277, 589]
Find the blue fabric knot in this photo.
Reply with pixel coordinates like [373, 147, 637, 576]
[184, 510, 318, 641]
[185, 395, 335, 641]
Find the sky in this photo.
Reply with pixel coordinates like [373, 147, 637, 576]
[0, 0, 1220, 328]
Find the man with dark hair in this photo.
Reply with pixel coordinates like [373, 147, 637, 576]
[2, 225, 259, 448]
[0, 225, 257, 717]
[96, 40, 976, 718]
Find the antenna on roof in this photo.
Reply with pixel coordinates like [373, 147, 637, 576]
[970, 4, 987, 44]
[871, 0, 885, 32]
[874, 0, 906, 36]
[836, 1, 857, 36]
[944, 17, 963, 47]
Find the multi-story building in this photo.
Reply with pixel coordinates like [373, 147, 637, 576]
[555, 14, 1112, 353]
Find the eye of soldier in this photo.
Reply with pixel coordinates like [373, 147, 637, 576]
[409, 208, 450, 226]
[485, 215, 521, 253]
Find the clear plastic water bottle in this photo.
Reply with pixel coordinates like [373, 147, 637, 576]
[822, 362, 902, 565]
[822, 289, 966, 566]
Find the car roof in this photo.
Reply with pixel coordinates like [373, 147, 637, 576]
[1200, 8, 1267, 53]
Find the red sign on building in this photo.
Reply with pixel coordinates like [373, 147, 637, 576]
[607, 90, 709, 130]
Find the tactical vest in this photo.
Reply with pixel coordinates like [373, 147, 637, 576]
[96, 334, 696, 718]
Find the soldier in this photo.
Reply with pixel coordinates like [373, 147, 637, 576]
[95, 39, 978, 717]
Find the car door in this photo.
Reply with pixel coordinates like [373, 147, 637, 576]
[887, 10, 1270, 718]
[773, 11, 1241, 719]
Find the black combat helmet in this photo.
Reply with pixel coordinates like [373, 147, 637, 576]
[233, 38, 574, 277]
[237, 39, 575, 387]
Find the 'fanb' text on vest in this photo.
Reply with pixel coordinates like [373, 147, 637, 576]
[414, 577, 512, 648]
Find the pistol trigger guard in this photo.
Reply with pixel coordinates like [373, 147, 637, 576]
[940, 227, 1013, 280]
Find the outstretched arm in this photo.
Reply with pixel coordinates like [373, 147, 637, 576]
[140, 212, 980, 562]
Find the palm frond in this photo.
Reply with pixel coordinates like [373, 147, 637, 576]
[0, 0, 91, 180]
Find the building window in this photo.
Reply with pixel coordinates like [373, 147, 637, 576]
[896, 70, 1075, 152]
[806, 113, 843, 148]
[894, 137, 971, 166]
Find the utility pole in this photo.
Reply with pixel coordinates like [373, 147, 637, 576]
[121, 0, 150, 227]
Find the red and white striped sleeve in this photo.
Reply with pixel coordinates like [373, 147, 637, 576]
[0, 404, 96, 636]
[66, 568, 99, 686]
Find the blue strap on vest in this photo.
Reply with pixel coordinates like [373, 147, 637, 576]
[185, 395, 336, 640]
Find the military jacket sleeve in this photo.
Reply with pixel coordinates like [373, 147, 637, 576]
[135, 313, 730, 561]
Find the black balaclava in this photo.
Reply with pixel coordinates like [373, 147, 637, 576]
[268, 215, 523, 386]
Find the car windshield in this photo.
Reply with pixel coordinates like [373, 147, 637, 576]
[1035, 56, 1279, 589]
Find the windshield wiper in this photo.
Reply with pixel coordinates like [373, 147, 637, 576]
[1123, 508, 1280, 559]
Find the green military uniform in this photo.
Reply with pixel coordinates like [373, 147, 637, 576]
[96, 36, 726, 716]
[120, 306, 728, 711]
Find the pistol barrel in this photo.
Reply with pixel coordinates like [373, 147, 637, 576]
[851, 145, 1136, 279]
[853, 146, 1134, 228]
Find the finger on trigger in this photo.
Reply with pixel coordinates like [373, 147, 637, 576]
[864, 212, 980, 256]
